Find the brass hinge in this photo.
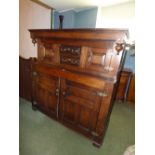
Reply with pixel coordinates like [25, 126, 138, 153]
[91, 131, 99, 137]
[55, 88, 59, 96]
[96, 92, 107, 97]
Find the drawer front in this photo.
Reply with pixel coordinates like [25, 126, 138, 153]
[60, 45, 81, 66]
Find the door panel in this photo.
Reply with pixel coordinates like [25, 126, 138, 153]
[78, 107, 96, 131]
[60, 79, 103, 134]
[62, 100, 76, 123]
[32, 72, 59, 117]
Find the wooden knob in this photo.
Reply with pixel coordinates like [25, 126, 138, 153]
[62, 91, 66, 96]
[32, 71, 37, 76]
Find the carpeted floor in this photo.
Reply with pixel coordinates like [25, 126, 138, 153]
[19, 97, 134, 155]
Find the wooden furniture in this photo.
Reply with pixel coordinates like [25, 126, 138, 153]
[19, 56, 32, 101]
[28, 29, 128, 147]
[116, 69, 133, 102]
[127, 74, 135, 103]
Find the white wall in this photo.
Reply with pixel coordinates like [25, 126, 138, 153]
[96, 2, 135, 40]
[19, 0, 51, 58]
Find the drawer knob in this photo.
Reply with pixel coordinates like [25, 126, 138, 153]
[61, 68, 66, 72]
[32, 71, 37, 76]
[62, 91, 66, 96]
[62, 91, 70, 97]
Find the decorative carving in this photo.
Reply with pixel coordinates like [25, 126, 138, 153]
[37, 43, 60, 63]
[60, 45, 81, 66]
[87, 48, 106, 66]
[114, 39, 125, 55]
[60, 45, 81, 55]
[104, 49, 116, 72]
[61, 57, 80, 65]
[115, 43, 124, 53]
[32, 38, 37, 45]
[87, 50, 93, 65]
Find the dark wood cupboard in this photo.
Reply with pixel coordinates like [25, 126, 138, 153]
[27, 29, 129, 147]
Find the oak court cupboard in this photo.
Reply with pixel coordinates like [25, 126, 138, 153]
[29, 28, 128, 147]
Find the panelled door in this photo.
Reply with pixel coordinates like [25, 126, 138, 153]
[59, 78, 104, 135]
[32, 71, 59, 117]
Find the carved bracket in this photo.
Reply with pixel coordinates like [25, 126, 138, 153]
[114, 38, 127, 55]
[32, 38, 37, 46]
[115, 43, 124, 55]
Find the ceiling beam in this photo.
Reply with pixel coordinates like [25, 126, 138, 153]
[30, 0, 53, 9]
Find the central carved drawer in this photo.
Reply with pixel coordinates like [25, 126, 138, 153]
[60, 45, 81, 66]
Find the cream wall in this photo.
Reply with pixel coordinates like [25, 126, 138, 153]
[96, 2, 135, 39]
[19, 0, 51, 58]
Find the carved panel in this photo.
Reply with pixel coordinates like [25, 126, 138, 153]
[60, 45, 81, 66]
[87, 48, 106, 65]
[85, 46, 123, 74]
[44, 44, 55, 61]
[85, 47, 107, 72]
[60, 45, 81, 55]
[41, 43, 60, 64]
[60, 57, 80, 65]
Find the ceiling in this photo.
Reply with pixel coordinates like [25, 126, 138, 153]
[40, 0, 134, 12]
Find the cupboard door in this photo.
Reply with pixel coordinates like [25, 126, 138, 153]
[32, 72, 59, 117]
[60, 79, 103, 135]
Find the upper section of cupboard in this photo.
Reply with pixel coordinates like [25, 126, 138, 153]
[29, 29, 128, 83]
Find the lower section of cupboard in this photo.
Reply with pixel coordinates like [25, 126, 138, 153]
[31, 73, 115, 147]
[32, 66, 114, 147]
[32, 103, 111, 147]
